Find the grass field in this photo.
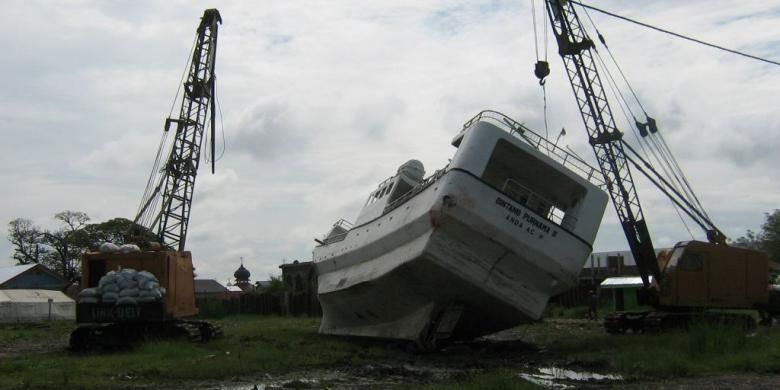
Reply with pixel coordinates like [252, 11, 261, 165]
[1, 314, 779, 389]
[534, 320, 780, 377]
[0, 316, 397, 389]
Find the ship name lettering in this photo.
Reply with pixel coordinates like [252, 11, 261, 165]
[496, 197, 552, 236]
[522, 212, 550, 234]
[495, 197, 522, 217]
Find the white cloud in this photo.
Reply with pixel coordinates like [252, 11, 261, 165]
[1, 1, 778, 284]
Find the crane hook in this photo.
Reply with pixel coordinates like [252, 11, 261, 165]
[534, 60, 550, 86]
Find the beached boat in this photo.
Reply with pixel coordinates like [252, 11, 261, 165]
[313, 110, 608, 348]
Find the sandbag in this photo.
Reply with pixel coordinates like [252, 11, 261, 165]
[99, 242, 120, 253]
[119, 244, 141, 254]
[116, 296, 138, 305]
[139, 289, 162, 300]
[78, 288, 98, 297]
[137, 271, 158, 282]
[98, 272, 118, 288]
[102, 292, 118, 303]
[134, 275, 150, 287]
[118, 279, 138, 290]
[119, 288, 140, 298]
[84, 268, 165, 306]
[141, 281, 160, 291]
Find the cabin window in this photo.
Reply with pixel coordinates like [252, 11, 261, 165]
[365, 193, 376, 206]
[482, 139, 584, 226]
[500, 177, 569, 224]
[678, 252, 704, 272]
[664, 248, 684, 273]
[388, 180, 414, 203]
[549, 207, 566, 225]
[502, 179, 550, 215]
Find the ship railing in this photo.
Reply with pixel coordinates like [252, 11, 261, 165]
[333, 219, 353, 230]
[317, 170, 448, 247]
[462, 110, 605, 189]
[323, 234, 348, 245]
[384, 168, 448, 214]
[320, 219, 354, 245]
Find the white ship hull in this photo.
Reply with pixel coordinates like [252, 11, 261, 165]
[314, 111, 608, 346]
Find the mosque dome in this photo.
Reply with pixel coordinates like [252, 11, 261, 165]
[234, 262, 251, 282]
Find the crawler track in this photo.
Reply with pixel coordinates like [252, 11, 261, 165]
[69, 319, 222, 352]
[605, 310, 757, 334]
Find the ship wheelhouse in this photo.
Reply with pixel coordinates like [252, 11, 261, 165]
[450, 111, 606, 244]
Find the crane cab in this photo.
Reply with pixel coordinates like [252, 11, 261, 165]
[78, 250, 198, 323]
[656, 241, 769, 309]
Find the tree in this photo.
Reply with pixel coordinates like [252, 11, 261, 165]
[762, 210, 780, 262]
[263, 275, 287, 295]
[7, 218, 47, 265]
[732, 229, 763, 251]
[82, 217, 132, 246]
[43, 211, 91, 283]
[82, 217, 156, 250]
[8, 212, 161, 282]
[732, 209, 780, 262]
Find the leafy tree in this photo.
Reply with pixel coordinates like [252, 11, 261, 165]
[732, 229, 763, 251]
[6, 212, 156, 282]
[259, 275, 287, 295]
[7, 218, 47, 265]
[732, 209, 780, 262]
[762, 210, 780, 262]
[42, 211, 91, 283]
[82, 217, 156, 250]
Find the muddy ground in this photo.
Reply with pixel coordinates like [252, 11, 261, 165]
[178, 319, 780, 389]
[4, 319, 780, 389]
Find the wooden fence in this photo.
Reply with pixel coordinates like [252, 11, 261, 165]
[196, 291, 321, 318]
[197, 292, 282, 318]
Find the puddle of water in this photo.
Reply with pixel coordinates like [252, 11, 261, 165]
[538, 367, 622, 381]
[213, 369, 408, 390]
[518, 367, 622, 389]
[210, 365, 622, 389]
[518, 374, 573, 389]
[221, 377, 320, 390]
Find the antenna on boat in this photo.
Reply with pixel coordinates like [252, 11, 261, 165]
[554, 127, 566, 147]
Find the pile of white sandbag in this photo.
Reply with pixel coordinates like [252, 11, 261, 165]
[77, 268, 166, 305]
[99, 242, 141, 254]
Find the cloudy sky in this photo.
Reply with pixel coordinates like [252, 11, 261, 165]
[1, 1, 778, 282]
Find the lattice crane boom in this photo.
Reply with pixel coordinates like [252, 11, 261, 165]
[544, 0, 661, 285]
[132, 9, 222, 251]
